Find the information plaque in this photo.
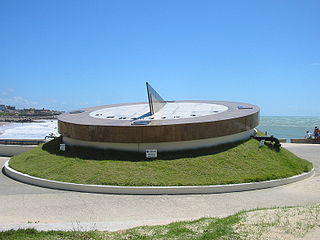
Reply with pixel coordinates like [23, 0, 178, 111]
[146, 149, 157, 158]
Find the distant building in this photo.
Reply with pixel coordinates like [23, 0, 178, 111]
[6, 105, 15, 110]
[0, 105, 6, 111]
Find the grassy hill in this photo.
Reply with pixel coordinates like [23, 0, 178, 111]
[9, 137, 312, 186]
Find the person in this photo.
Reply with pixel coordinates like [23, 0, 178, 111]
[314, 127, 319, 139]
[305, 131, 312, 139]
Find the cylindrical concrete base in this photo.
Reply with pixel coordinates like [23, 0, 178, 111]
[63, 129, 256, 152]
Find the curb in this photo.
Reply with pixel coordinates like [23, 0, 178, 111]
[3, 160, 315, 195]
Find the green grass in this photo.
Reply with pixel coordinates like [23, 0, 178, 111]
[0, 213, 243, 240]
[0, 112, 16, 116]
[9, 137, 312, 186]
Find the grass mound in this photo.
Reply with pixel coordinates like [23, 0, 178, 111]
[9, 137, 312, 186]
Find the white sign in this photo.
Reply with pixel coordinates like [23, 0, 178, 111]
[60, 144, 66, 151]
[146, 149, 157, 158]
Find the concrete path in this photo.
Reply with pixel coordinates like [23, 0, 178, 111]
[0, 143, 319, 231]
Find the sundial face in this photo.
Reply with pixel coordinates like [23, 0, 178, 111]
[90, 82, 228, 121]
[60, 82, 258, 126]
[89, 102, 228, 121]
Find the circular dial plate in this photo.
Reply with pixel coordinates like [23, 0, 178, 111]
[89, 102, 228, 121]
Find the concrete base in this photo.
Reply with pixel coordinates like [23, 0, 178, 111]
[63, 129, 256, 152]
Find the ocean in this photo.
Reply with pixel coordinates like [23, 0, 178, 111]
[259, 116, 320, 140]
[0, 117, 319, 140]
[0, 120, 58, 139]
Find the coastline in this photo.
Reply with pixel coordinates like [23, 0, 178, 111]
[0, 116, 318, 141]
[0, 116, 58, 123]
[0, 120, 58, 140]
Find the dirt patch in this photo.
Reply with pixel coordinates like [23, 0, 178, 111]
[235, 204, 320, 240]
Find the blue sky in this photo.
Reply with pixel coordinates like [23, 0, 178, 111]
[0, 0, 319, 116]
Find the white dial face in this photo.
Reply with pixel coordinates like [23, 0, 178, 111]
[89, 102, 228, 120]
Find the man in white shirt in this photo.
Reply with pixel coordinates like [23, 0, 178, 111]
[305, 131, 312, 139]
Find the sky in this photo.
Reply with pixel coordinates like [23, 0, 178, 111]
[0, 0, 319, 116]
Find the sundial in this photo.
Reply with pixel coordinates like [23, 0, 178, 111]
[58, 83, 259, 152]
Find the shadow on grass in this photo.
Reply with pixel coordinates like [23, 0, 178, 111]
[42, 137, 245, 162]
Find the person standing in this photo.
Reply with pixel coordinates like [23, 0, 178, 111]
[314, 127, 319, 139]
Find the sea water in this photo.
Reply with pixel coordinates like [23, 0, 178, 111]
[0, 117, 319, 140]
[0, 120, 58, 139]
[258, 116, 320, 139]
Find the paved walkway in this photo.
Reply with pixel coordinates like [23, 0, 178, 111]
[0, 143, 319, 231]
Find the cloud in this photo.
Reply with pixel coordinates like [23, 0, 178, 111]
[0, 88, 15, 97]
[0, 96, 38, 108]
[0, 88, 39, 109]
